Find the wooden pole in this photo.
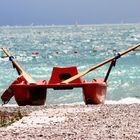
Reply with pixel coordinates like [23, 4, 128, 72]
[2, 48, 36, 84]
[61, 44, 140, 84]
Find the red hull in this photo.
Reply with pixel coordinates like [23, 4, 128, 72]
[1, 66, 107, 106]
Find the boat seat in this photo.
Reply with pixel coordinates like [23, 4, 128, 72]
[49, 66, 82, 84]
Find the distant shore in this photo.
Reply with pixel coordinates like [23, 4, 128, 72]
[0, 104, 140, 140]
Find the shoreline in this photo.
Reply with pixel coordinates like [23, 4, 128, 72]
[0, 104, 140, 139]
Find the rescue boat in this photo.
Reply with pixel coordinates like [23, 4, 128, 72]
[1, 66, 107, 106]
[1, 44, 140, 106]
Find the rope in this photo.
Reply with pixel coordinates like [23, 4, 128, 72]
[114, 53, 121, 59]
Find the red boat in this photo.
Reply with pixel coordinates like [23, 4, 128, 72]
[1, 44, 140, 106]
[1, 66, 107, 106]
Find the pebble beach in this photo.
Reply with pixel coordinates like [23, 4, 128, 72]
[0, 104, 140, 140]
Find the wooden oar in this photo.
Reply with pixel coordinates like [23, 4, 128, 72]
[2, 48, 36, 84]
[61, 44, 140, 84]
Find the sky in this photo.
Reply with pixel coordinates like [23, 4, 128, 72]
[0, 0, 140, 26]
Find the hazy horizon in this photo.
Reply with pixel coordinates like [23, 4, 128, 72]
[0, 0, 140, 26]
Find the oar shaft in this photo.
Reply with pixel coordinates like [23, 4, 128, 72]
[2, 48, 36, 84]
[87, 44, 140, 72]
[120, 43, 140, 56]
[61, 44, 140, 84]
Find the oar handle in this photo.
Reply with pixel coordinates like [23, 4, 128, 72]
[120, 43, 140, 56]
[2, 48, 24, 73]
[61, 44, 140, 84]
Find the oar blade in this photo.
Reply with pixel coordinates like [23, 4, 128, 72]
[22, 71, 36, 84]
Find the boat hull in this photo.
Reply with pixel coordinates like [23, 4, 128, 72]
[1, 66, 107, 106]
[10, 78, 107, 106]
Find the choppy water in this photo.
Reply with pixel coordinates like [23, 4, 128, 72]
[0, 24, 140, 105]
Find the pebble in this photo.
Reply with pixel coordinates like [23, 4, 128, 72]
[0, 104, 140, 140]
